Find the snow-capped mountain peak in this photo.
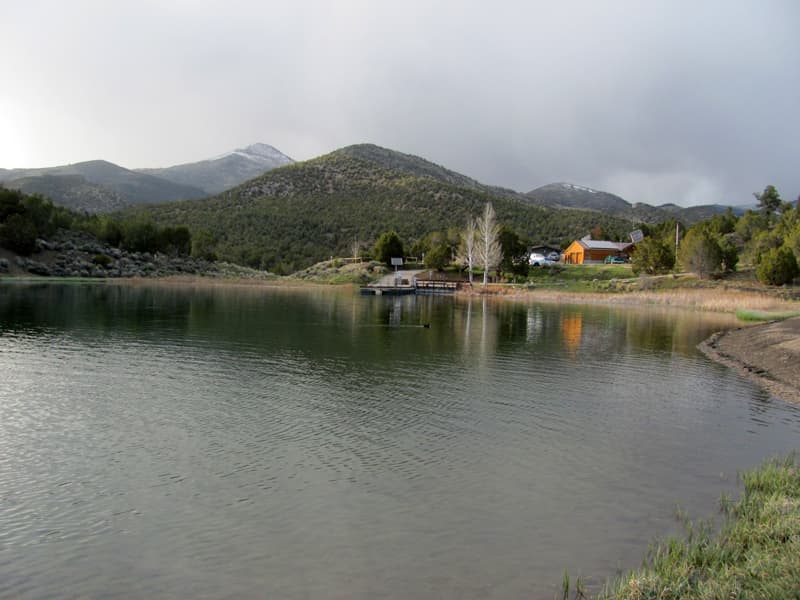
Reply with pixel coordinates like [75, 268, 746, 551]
[215, 143, 294, 165]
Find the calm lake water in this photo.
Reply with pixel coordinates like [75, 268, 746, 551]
[1, 282, 798, 599]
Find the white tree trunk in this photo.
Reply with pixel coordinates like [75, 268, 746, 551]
[456, 218, 478, 283]
[476, 203, 502, 285]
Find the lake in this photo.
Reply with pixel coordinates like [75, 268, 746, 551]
[0, 282, 798, 599]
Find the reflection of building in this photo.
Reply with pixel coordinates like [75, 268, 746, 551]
[563, 236, 634, 264]
[560, 313, 583, 353]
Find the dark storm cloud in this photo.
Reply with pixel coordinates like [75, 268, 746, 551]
[2, 0, 798, 205]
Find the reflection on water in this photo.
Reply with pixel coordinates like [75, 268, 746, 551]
[0, 282, 798, 600]
[560, 312, 583, 354]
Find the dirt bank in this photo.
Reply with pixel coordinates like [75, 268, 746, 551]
[699, 316, 800, 404]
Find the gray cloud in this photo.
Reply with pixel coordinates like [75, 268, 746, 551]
[2, 0, 798, 206]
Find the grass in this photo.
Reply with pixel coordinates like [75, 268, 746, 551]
[527, 264, 634, 292]
[560, 453, 800, 599]
[735, 308, 800, 322]
[287, 259, 388, 284]
[492, 264, 800, 313]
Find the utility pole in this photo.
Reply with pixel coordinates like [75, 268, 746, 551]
[675, 222, 680, 257]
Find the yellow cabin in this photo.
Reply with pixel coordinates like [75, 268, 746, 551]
[563, 236, 634, 264]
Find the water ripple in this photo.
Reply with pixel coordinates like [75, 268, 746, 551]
[1, 286, 799, 599]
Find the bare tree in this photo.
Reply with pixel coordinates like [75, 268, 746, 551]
[351, 238, 361, 261]
[455, 218, 478, 283]
[476, 202, 503, 285]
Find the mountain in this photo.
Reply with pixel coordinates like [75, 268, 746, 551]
[0, 160, 207, 210]
[526, 183, 631, 212]
[526, 182, 735, 224]
[2, 174, 128, 213]
[657, 203, 746, 221]
[138, 143, 295, 195]
[125, 144, 637, 272]
[334, 144, 527, 200]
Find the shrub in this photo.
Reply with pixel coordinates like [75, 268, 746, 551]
[122, 220, 160, 253]
[91, 254, 112, 267]
[424, 243, 450, 270]
[679, 229, 723, 278]
[756, 246, 799, 285]
[0, 213, 37, 255]
[191, 229, 217, 261]
[158, 226, 191, 256]
[373, 231, 404, 266]
[631, 236, 675, 275]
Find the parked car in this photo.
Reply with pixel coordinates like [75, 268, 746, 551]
[547, 251, 561, 262]
[529, 252, 555, 267]
[603, 255, 628, 264]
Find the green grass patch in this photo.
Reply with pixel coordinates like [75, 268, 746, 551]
[524, 264, 638, 293]
[735, 308, 800, 322]
[528, 264, 633, 282]
[562, 453, 800, 599]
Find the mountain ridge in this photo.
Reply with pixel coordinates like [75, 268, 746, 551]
[2, 143, 743, 224]
[138, 143, 294, 195]
[0, 160, 207, 211]
[525, 181, 738, 223]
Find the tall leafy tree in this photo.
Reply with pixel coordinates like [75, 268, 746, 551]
[498, 226, 529, 277]
[631, 236, 675, 275]
[373, 231, 404, 266]
[678, 228, 724, 278]
[754, 185, 782, 217]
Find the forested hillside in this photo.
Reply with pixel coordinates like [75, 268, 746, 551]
[124, 147, 637, 272]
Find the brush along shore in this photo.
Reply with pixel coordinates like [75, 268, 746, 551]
[562, 454, 800, 599]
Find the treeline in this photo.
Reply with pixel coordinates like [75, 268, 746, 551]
[633, 185, 799, 285]
[0, 187, 74, 255]
[0, 186, 215, 260]
[371, 224, 530, 279]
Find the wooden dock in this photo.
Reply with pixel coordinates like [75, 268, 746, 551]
[415, 280, 461, 294]
[360, 279, 463, 296]
[359, 285, 416, 296]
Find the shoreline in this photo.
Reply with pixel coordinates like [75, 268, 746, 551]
[4, 273, 798, 312]
[698, 316, 800, 405]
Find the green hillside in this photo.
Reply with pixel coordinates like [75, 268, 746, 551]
[124, 146, 639, 272]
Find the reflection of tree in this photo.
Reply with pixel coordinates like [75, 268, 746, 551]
[478, 298, 498, 368]
[463, 299, 472, 353]
[525, 306, 543, 342]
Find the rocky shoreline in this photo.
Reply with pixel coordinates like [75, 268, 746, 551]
[699, 316, 800, 405]
[0, 230, 274, 281]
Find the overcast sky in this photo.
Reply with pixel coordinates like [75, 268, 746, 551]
[2, 0, 798, 206]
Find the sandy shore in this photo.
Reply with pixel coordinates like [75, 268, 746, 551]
[699, 317, 800, 405]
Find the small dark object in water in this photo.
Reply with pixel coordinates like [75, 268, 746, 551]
[422, 323, 430, 328]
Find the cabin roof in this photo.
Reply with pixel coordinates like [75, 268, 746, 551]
[577, 237, 633, 251]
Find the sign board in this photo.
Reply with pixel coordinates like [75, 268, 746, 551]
[390, 257, 404, 266]
[629, 229, 644, 243]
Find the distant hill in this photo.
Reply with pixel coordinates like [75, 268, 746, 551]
[526, 182, 735, 224]
[2, 174, 128, 213]
[334, 144, 527, 200]
[138, 143, 294, 195]
[124, 144, 637, 272]
[657, 203, 746, 221]
[0, 160, 207, 209]
[526, 182, 631, 212]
